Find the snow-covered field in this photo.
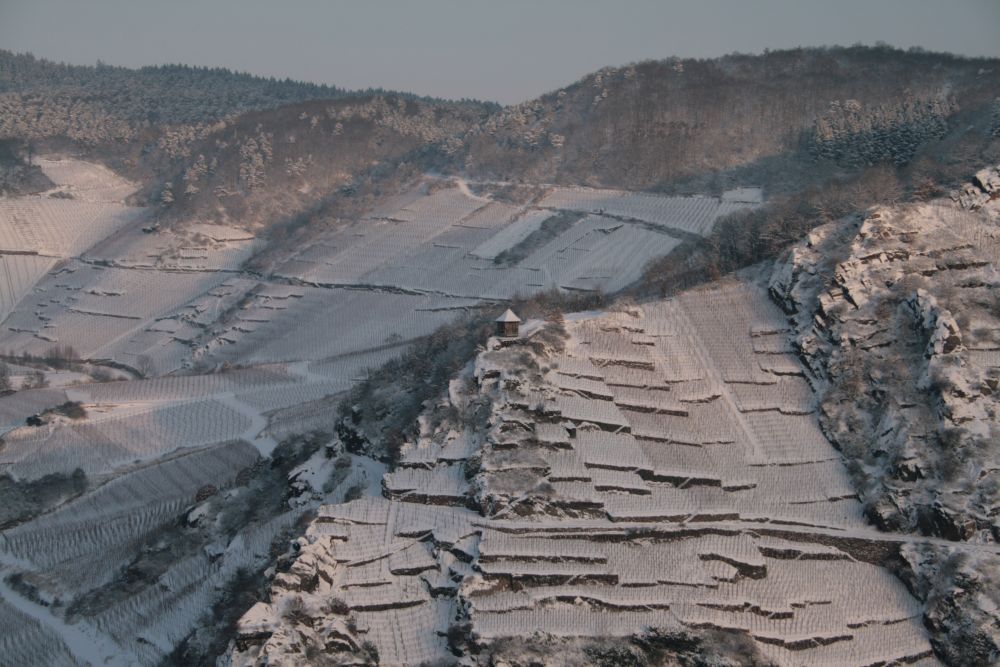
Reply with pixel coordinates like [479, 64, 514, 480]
[198, 181, 753, 364]
[274, 184, 723, 298]
[0, 363, 307, 664]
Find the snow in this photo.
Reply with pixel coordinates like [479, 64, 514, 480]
[9, 156, 917, 665]
[496, 308, 522, 323]
[0, 579, 134, 666]
[35, 156, 138, 204]
[537, 185, 759, 236]
[0, 197, 142, 257]
[721, 186, 765, 204]
[0, 398, 255, 479]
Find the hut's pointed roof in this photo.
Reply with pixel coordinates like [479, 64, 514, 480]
[496, 309, 522, 323]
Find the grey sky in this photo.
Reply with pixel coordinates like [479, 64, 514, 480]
[2, 0, 999, 104]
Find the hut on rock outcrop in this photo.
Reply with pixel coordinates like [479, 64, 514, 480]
[495, 309, 521, 337]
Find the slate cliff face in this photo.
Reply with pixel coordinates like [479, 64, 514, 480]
[769, 175, 1000, 662]
[769, 190, 1000, 541]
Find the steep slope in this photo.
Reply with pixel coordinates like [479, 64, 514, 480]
[227, 286, 964, 666]
[225, 170, 1000, 666]
[0, 155, 757, 375]
[769, 167, 1000, 662]
[0, 153, 759, 664]
[8, 47, 998, 243]
[770, 177, 1000, 540]
[0, 46, 998, 665]
[149, 95, 491, 233]
[0, 51, 496, 233]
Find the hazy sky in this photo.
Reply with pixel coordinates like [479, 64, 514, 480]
[2, 0, 999, 104]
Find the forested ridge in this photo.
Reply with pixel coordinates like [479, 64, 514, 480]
[1, 46, 998, 261]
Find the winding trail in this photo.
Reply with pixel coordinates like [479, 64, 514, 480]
[0, 569, 135, 666]
[453, 177, 491, 203]
[486, 516, 1000, 558]
[216, 392, 277, 457]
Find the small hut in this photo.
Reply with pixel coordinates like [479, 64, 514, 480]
[495, 309, 522, 338]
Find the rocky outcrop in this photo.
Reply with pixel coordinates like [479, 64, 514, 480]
[771, 200, 1000, 538]
[953, 164, 1000, 220]
[896, 543, 1000, 665]
[770, 188, 1000, 662]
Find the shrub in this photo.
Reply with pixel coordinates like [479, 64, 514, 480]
[325, 597, 349, 615]
[54, 401, 87, 420]
[343, 481, 365, 502]
[361, 640, 379, 664]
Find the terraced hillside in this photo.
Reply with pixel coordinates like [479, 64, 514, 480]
[229, 284, 970, 666]
[170, 181, 756, 367]
[0, 157, 758, 374]
[0, 155, 761, 664]
[0, 43, 997, 664]
[227, 180, 1000, 665]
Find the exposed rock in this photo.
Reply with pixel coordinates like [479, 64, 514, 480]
[770, 187, 1000, 665]
[896, 543, 1000, 665]
[953, 164, 1000, 221]
[974, 166, 1000, 194]
[771, 199, 1000, 538]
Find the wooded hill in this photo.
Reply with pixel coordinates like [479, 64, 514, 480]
[2, 46, 998, 242]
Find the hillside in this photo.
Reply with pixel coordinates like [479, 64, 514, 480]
[137, 47, 1000, 282]
[0, 46, 997, 666]
[227, 174, 1000, 666]
[464, 47, 1000, 194]
[147, 95, 492, 234]
[0, 154, 761, 665]
[6, 47, 999, 239]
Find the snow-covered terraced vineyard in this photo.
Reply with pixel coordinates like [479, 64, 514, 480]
[3, 262, 232, 357]
[0, 360, 319, 665]
[0, 253, 58, 322]
[0, 198, 141, 257]
[0, 158, 142, 261]
[0, 158, 767, 664]
[0, 161, 756, 375]
[382, 284, 874, 528]
[231, 283, 967, 666]
[32, 157, 138, 204]
[537, 185, 762, 236]
[274, 184, 733, 297]
[201, 181, 756, 364]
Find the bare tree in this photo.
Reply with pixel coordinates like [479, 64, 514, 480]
[136, 354, 156, 378]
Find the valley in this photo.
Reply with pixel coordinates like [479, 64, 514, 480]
[0, 42, 997, 666]
[0, 155, 763, 665]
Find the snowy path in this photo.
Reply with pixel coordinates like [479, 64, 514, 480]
[486, 516, 1000, 557]
[453, 177, 491, 203]
[216, 392, 278, 457]
[0, 568, 135, 666]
